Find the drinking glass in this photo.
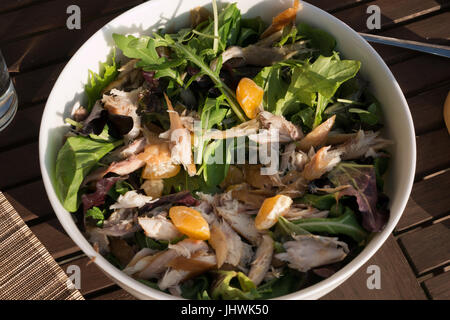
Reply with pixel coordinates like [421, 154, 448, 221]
[0, 50, 18, 132]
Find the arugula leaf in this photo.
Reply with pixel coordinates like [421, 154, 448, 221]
[276, 25, 299, 47]
[85, 49, 119, 111]
[55, 136, 122, 212]
[297, 23, 336, 57]
[112, 33, 184, 86]
[198, 3, 242, 53]
[284, 207, 368, 243]
[274, 55, 361, 127]
[349, 103, 381, 126]
[328, 162, 389, 232]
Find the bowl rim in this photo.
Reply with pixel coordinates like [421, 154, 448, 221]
[39, 0, 416, 300]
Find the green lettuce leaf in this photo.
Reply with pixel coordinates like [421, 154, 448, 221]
[85, 206, 105, 227]
[55, 136, 122, 212]
[281, 207, 368, 243]
[297, 23, 336, 56]
[211, 271, 258, 300]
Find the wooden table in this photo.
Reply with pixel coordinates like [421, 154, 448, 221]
[1, 0, 449, 300]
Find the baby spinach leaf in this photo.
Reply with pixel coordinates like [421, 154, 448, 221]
[134, 231, 168, 251]
[254, 65, 291, 114]
[181, 275, 211, 300]
[290, 106, 315, 130]
[85, 49, 119, 111]
[55, 136, 122, 212]
[138, 279, 163, 291]
[288, 207, 368, 243]
[238, 16, 265, 46]
[256, 269, 305, 299]
[202, 139, 233, 187]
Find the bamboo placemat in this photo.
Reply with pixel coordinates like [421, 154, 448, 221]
[0, 192, 84, 300]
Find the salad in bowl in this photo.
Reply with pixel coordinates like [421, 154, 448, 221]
[53, 0, 393, 299]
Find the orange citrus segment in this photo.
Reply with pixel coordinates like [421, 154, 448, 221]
[141, 162, 180, 180]
[261, 0, 301, 39]
[255, 195, 293, 230]
[137, 142, 180, 180]
[169, 206, 211, 240]
[236, 78, 264, 119]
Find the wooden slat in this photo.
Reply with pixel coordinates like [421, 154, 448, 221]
[29, 218, 79, 260]
[379, 11, 450, 45]
[308, 0, 369, 12]
[399, 220, 450, 275]
[390, 55, 450, 98]
[334, 0, 449, 33]
[416, 128, 450, 179]
[0, 103, 44, 150]
[322, 235, 426, 299]
[396, 171, 450, 232]
[408, 84, 448, 135]
[2, 0, 369, 72]
[60, 256, 114, 295]
[0, 0, 39, 13]
[0, 142, 40, 190]
[91, 288, 136, 300]
[4, 179, 52, 222]
[0, 0, 144, 43]
[3, 13, 122, 72]
[423, 271, 450, 300]
[12, 62, 65, 107]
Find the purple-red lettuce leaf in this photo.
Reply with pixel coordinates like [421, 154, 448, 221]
[82, 176, 127, 213]
[328, 162, 389, 232]
[138, 191, 199, 214]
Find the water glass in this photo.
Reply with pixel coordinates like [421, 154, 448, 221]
[0, 50, 18, 132]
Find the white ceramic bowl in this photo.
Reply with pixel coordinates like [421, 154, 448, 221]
[39, 0, 416, 300]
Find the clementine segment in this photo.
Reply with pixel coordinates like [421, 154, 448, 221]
[137, 142, 180, 180]
[169, 206, 211, 240]
[255, 195, 293, 230]
[236, 77, 264, 119]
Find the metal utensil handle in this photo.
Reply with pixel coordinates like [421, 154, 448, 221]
[359, 32, 450, 59]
